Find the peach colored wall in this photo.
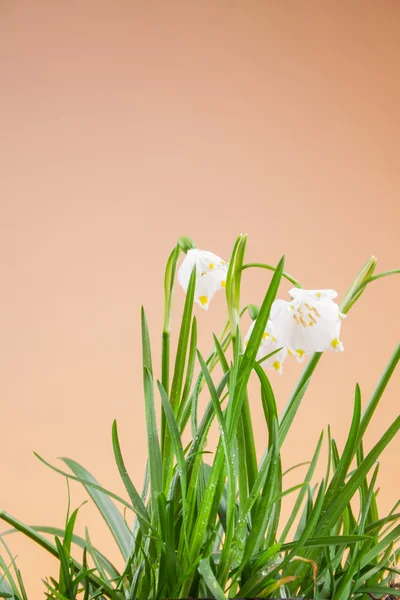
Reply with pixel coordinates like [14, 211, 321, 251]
[1, 1, 399, 595]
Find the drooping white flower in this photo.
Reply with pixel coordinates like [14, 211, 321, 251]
[244, 320, 288, 374]
[270, 288, 345, 362]
[177, 248, 228, 310]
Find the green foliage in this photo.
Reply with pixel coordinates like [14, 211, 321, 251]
[0, 236, 399, 599]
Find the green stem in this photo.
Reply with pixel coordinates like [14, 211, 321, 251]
[0, 511, 111, 597]
[161, 331, 170, 394]
[242, 262, 302, 288]
[241, 393, 258, 509]
[351, 269, 400, 301]
[161, 245, 181, 453]
[232, 333, 258, 520]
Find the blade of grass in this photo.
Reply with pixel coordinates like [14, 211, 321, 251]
[143, 366, 162, 519]
[0, 511, 111, 595]
[197, 352, 236, 585]
[198, 557, 227, 600]
[60, 457, 132, 560]
[320, 416, 400, 534]
[111, 420, 151, 532]
[1, 525, 119, 578]
[163, 268, 196, 491]
[279, 430, 324, 543]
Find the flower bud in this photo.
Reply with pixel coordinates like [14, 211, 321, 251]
[340, 255, 378, 313]
[248, 304, 260, 321]
[178, 236, 196, 254]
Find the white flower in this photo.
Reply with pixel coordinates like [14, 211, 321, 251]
[244, 320, 288, 374]
[270, 288, 345, 362]
[177, 248, 228, 310]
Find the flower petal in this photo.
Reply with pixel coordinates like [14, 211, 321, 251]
[258, 343, 288, 374]
[177, 250, 197, 292]
[244, 320, 287, 373]
[271, 293, 344, 360]
[193, 272, 219, 310]
[289, 288, 338, 301]
[177, 248, 228, 308]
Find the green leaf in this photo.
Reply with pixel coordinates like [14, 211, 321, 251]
[320, 416, 400, 534]
[243, 481, 326, 598]
[365, 511, 400, 534]
[239, 418, 279, 568]
[357, 586, 400, 597]
[197, 352, 236, 586]
[60, 457, 132, 561]
[55, 536, 72, 596]
[158, 381, 190, 562]
[321, 384, 361, 517]
[178, 316, 198, 422]
[63, 506, 79, 560]
[141, 305, 153, 376]
[279, 430, 324, 543]
[111, 420, 151, 528]
[0, 557, 19, 599]
[158, 382, 187, 501]
[280, 352, 319, 438]
[212, 334, 230, 374]
[0, 511, 110, 594]
[281, 534, 372, 550]
[162, 244, 182, 442]
[239, 256, 285, 384]
[361, 523, 400, 568]
[198, 557, 227, 600]
[143, 366, 162, 516]
[358, 344, 400, 444]
[1, 524, 119, 578]
[169, 267, 196, 413]
[226, 235, 246, 335]
[15, 571, 27, 600]
[163, 267, 196, 492]
[34, 451, 135, 518]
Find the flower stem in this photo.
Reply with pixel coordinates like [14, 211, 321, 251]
[350, 269, 400, 302]
[242, 262, 302, 288]
[162, 245, 181, 452]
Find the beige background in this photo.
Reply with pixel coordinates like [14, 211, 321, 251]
[1, 1, 399, 595]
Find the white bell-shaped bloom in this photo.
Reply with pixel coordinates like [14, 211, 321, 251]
[177, 248, 228, 310]
[244, 320, 288, 375]
[270, 288, 345, 362]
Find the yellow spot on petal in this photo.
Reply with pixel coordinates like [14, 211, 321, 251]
[221, 280, 226, 287]
[201, 271, 206, 276]
[263, 332, 270, 339]
[221, 259, 226, 265]
[316, 292, 322, 298]
[289, 305, 295, 310]
[309, 322, 314, 326]
[296, 349, 305, 358]
[209, 263, 215, 270]
[273, 361, 281, 371]
[287, 349, 293, 355]
[272, 336, 277, 342]
[331, 337, 341, 349]
[199, 296, 209, 306]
